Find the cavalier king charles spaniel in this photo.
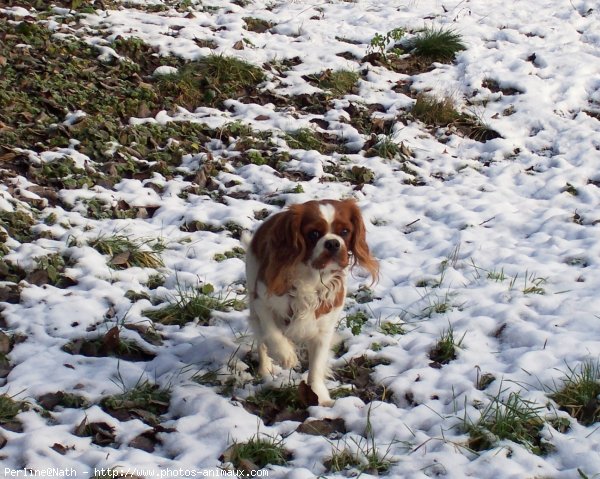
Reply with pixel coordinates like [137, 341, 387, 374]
[245, 199, 379, 405]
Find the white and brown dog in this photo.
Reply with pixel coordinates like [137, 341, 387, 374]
[245, 199, 379, 405]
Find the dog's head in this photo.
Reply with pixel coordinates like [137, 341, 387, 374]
[251, 199, 379, 295]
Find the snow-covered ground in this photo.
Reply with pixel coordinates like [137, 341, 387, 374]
[1, 0, 600, 477]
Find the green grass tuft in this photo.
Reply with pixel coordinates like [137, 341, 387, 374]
[412, 93, 461, 126]
[429, 325, 465, 364]
[549, 360, 600, 426]
[89, 235, 164, 269]
[250, 385, 298, 405]
[372, 135, 401, 159]
[309, 69, 359, 97]
[223, 434, 290, 472]
[143, 283, 244, 326]
[325, 410, 395, 474]
[101, 379, 170, 416]
[407, 26, 466, 62]
[465, 390, 547, 454]
[158, 55, 266, 108]
[0, 394, 28, 424]
[326, 448, 363, 472]
[285, 128, 329, 153]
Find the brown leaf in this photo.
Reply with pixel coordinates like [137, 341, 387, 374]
[372, 117, 386, 132]
[399, 141, 414, 159]
[0, 151, 17, 161]
[273, 409, 309, 424]
[296, 418, 346, 437]
[79, 340, 99, 357]
[0, 420, 23, 433]
[238, 458, 260, 474]
[129, 432, 156, 452]
[130, 408, 161, 426]
[26, 269, 50, 286]
[100, 327, 120, 355]
[220, 445, 259, 472]
[309, 118, 329, 129]
[90, 422, 116, 446]
[116, 200, 130, 211]
[0, 284, 20, 303]
[64, 339, 83, 355]
[219, 444, 235, 463]
[38, 392, 65, 410]
[137, 102, 152, 118]
[0, 332, 11, 355]
[298, 381, 319, 407]
[0, 356, 11, 378]
[74, 418, 115, 446]
[192, 169, 208, 188]
[51, 443, 71, 455]
[110, 251, 131, 267]
[103, 407, 135, 422]
[74, 417, 88, 436]
[26, 185, 59, 204]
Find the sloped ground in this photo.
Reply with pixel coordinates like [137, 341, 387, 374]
[1, 0, 600, 477]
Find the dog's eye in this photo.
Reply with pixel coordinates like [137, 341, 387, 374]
[308, 230, 322, 241]
[339, 229, 350, 237]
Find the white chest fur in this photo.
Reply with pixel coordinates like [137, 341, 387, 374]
[248, 253, 346, 343]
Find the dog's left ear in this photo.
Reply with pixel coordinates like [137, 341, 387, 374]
[344, 200, 379, 282]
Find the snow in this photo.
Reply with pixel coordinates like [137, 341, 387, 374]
[1, 0, 600, 478]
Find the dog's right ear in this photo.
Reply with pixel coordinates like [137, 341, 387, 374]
[271, 204, 305, 254]
[254, 206, 305, 296]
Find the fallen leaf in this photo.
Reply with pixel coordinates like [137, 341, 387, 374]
[51, 443, 70, 455]
[25, 269, 49, 286]
[296, 417, 346, 437]
[0, 356, 11, 378]
[74, 418, 115, 446]
[0, 332, 11, 355]
[298, 381, 319, 407]
[38, 392, 65, 410]
[110, 251, 131, 267]
[100, 326, 120, 355]
[129, 432, 156, 452]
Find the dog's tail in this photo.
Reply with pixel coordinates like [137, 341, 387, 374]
[240, 230, 253, 250]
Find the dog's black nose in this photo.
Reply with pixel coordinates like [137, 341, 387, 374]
[324, 239, 340, 252]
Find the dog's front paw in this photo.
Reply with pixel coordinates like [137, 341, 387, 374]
[271, 340, 298, 370]
[258, 357, 274, 377]
[310, 381, 334, 407]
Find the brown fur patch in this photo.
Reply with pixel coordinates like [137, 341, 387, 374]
[316, 285, 345, 318]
